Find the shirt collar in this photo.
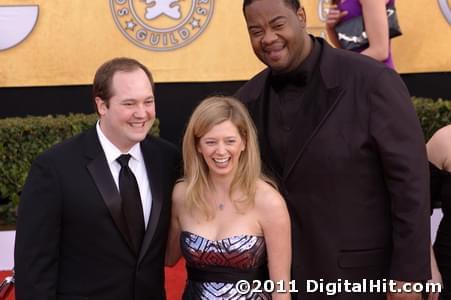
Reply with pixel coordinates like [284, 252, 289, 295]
[96, 121, 143, 165]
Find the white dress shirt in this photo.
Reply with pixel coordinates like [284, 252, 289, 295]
[96, 121, 152, 229]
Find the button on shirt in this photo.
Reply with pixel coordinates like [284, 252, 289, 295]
[96, 121, 152, 229]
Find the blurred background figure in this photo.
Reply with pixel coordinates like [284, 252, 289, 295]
[427, 125, 451, 300]
[326, 0, 395, 69]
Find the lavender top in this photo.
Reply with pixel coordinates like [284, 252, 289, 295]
[337, 0, 395, 69]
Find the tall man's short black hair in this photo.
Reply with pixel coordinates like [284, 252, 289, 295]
[243, 0, 301, 13]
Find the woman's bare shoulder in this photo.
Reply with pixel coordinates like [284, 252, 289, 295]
[429, 125, 451, 144]
[254, 179, 286, 211]
[428, 125, 451, 154]
[172, 180, 187, 205]
[427, 125, 451, 168]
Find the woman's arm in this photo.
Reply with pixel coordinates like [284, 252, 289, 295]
[326, 5, 348, 48]
[428, 244, 442, 300]
[427, 128, 448, 300]
[165, 182, 184, 266]
[359, 0, 390, 61]
[257, 181, 292, 300]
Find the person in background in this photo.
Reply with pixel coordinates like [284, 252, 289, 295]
[326, 0, 396, 69]
[165, 96, 291, 300]
[236, 0, 430, 299]
[427, 125, 451, 300]
[14, 57, 180, 300]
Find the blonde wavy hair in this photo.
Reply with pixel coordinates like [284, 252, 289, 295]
[182, 96, 265, 219]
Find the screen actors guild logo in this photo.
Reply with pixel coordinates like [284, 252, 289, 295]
[110, 0, 214, 51]
[0, 5, 39, 51]
[438, 0, 451, 25]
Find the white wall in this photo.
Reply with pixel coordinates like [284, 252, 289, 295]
[0, 230, 15, 270]
[431, 209, 443, 243]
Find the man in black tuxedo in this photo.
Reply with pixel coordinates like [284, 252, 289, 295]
[236, 0, 430, 299]
[14, 57, 180, 300]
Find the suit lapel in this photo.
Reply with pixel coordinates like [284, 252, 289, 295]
[84, 128, 135, 253]
[283, 40, 344, 179]
[245, 71, 285, 184]
[283, 84, 343, 179]
[138, 138, 163, 263]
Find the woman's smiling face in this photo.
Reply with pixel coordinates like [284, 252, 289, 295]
[197, 120, 246, 178]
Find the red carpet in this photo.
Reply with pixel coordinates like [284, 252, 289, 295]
[0, 259, 186, 300]
[0, 270, 14, 300]
[165, 258, 186, 299]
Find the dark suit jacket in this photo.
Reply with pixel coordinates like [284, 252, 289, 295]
[14, 126, 180, 300]
[236, 38, 430, 299]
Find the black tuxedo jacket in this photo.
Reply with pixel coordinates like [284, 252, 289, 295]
[15, 126, 180, 300]
[236, 38, 430, 299]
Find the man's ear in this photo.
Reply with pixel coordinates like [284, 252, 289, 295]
[297, 7, 307, 27]
[95, 97, 107, 116]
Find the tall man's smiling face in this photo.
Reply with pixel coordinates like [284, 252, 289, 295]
[244, 0, 312, 73]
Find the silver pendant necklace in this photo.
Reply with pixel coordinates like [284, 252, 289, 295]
[218, 203, 225, 210]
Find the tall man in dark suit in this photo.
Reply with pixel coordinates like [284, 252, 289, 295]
[236, 1, 431, 299]
[14, 57, 179, 300]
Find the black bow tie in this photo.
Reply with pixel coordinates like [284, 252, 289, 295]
[270, 71, 308, 90]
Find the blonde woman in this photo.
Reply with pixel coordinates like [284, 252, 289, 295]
[166, 96, 291, 300]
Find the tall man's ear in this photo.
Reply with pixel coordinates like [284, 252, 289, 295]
[95, 97, 107, 116]
[297, 7, 307, 27]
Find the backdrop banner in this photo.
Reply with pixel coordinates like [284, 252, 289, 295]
[0, 0, 450, 87]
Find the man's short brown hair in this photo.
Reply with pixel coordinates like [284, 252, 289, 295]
[92, 57, 154, 114]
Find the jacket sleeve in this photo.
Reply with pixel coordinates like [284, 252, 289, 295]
[14, 154, 62, 300]
[369, 68, 431, 281]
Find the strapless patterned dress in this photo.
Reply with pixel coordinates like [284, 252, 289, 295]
[180, 231, 271, 299]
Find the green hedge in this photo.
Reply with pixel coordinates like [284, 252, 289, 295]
[413, 97, 451, 140]
[0, 98, 450, 226]
[0, 114, 159, 225]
